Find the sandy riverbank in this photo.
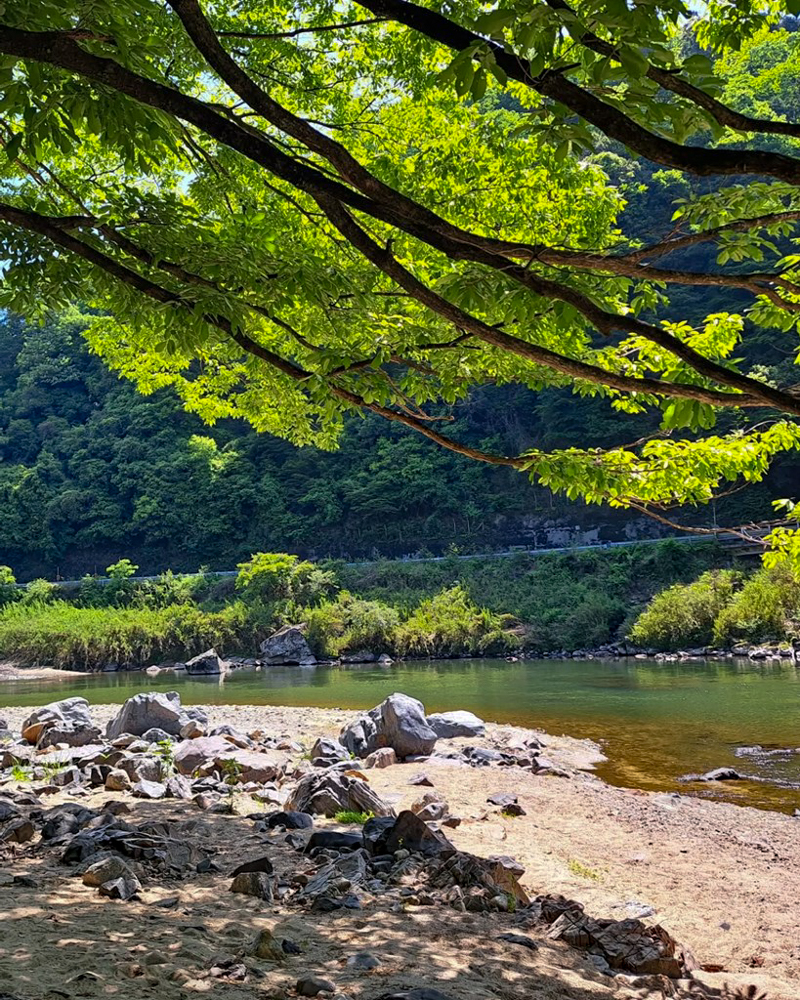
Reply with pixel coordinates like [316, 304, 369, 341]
[1, 702, 798, 999]
[0, 659, 91, 681]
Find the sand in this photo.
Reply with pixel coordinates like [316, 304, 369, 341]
[1, 703, 797, 1000]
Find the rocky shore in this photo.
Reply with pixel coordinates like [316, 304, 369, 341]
[2, 693, 799, 1000]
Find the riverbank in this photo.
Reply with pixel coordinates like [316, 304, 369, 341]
[1, 699, 799, 999]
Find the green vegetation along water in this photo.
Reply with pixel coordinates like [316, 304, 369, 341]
[3, 657, 800, 813]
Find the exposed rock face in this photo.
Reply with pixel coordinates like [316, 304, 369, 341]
[310, 737, 349, 767]
[105, 692, 207, 739]
[185, 648, 227, 675]
[426, 711, 486, 739]
[339, 693, 438, 760]
[365, 747, 396, 769]
[285, 770, 395, 818]
[22, 698, 93, 745]
[259, 624, 316, 665]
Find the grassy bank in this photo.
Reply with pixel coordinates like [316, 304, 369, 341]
[0, 541, 741, 669]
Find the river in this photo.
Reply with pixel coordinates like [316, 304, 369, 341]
[2, 657, 799, 813]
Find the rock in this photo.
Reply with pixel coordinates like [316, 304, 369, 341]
[265, 810, 314, 830]
[209, 724, 253, 748]
[259, 624, 317, 665]
[362, 815, 397, 855]
[231, 856, 274, 877]
[106, 692, 206, 739]
[132, 779, 167, 799]
[699, 767, 744, 782]
[488, 855, 525, 878]
[310, 737, 349, 765]
[339, 693, 437, 760]
[230, 871, 273, 900]
[117, 754, 163, 783]
[164, 775, 193, 799]
[180, 719, 205, 739]
[346, 952, 380, 969]
[365, 747, 397, 769]
[104, 768, 132, 792]
[408, 773, 434, 787]
[380, 810, 456, 858]
[82, 856, 135, 887]
[305, 831, 364, 854]
[141, 728, 175, 744]
[497, 932, 538, 951]
[0, 819, 35, 843]
[296, 975, 335, 996]
[22, 697, 93, 744]
[486, 792, 518, 808]
[426, 711, 486, 739]
[286, 771, 395, 818]
[100, 873, 142, 900]
[411, 791, 449, 822]
[546, 911, 693, 977]
[37, 723, 103, 749]
[173, 737, 283, 783]
[248, 927, 284, 961]
[340, 650, 377, 663]
[185, 648, 227, 675]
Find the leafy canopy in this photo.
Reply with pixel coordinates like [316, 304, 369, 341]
[0, 2, 800, 561]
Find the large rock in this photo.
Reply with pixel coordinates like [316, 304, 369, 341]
[185, 648, 227, 675]
[105, 692, 207, 739]
[285, 770, 395, 818]
[339, 693, 437, 760]
[259, 624, 316, 665]
[426, 711, 485, 739]
[22, 698, 93, 744]
[377, 810, 456, 858]
[173, 736, 283, 783]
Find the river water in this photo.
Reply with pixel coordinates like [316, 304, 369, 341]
[2, 657, 799, 813]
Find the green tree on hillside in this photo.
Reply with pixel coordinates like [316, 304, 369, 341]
[0, 3, 799, 564]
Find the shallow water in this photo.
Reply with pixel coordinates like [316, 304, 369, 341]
[2, 657, 799, 812]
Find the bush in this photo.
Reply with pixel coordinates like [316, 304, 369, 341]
[236, 552, 335, 606]
[305, 592, 400, 656]
[0, 565, 18, 608]
[398, 585, 519, 657]
[629, 570, 740, 650]
[20, 578, 59, 606]
[713, 567, 800, 645]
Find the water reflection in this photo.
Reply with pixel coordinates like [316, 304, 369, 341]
[2, 657, 799, 813]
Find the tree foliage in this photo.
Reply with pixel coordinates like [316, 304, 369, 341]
[0, 2, 799, 561]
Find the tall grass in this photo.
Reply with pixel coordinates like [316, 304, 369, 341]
[0, 599, 264, 670]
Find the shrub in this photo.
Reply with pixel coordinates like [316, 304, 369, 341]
[629, 570, 740, 650]
[305, 592, 400, 656]
[713, 567, 800, 645]
[20, 578, 59, 606]
[398, 585, 519, 657]
[334, 810, 373, 825]
[0, 565, 18, 608]
[236, 552, 335, 606]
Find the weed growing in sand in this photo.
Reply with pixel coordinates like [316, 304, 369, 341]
[41, 761, 65, 780]
[334, 810, 374, 825]
[567, 859, 603, 882]
[10, 761, 31, 781]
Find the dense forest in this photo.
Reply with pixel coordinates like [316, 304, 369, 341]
[1, 20, 799, 581]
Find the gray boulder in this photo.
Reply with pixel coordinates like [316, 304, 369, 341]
[286, 770, 395, 818]
[340, 693, 437, 760]
[117, 754, 164, 783]
[185, 648, 227, 675]
[259, 624, 316, 665]
[22, 697, 93, 744]
[105, 691, 207, 738]
[426, 711, 485, 739]
[37, 723, 103, 749]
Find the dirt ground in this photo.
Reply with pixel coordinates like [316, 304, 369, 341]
[1, 703, 798, 1000]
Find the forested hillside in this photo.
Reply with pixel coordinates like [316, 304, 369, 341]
[1, 20, 798, 580]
